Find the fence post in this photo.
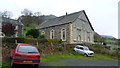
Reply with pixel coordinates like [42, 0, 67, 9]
[15, 40, 17, 44]
[37, 42, 38, 46]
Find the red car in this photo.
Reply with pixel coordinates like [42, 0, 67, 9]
[10, 43, 40, 67]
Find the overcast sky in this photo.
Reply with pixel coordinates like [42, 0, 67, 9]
[0, 0, 119, 38]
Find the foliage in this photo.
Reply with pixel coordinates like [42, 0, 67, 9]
[85, 45, 119, 58]
[23, 26, 35, 35]
[18, 8, 44, 26]
[26, 29, 39, 38]
[2, 37, 25, 44]
[39, 34, 45, 39]
[25, 35, 33, 38]
[2, 11, 13, 18]
[21, 8, 33, 16]
[2, 23, 15, 36]
[47, 39, 62, 44]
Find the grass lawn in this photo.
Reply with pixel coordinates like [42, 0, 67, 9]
[105, 39, 117, 43]
[40, 52, 119, 63]
[23, 26, 35, 35]
[2, 51, 119, 67]
[111, 45, 120, 49]
[2, 61, 11, 68]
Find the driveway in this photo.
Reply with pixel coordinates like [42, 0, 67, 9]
[39, 58, 119, 66]
[10, 58, 119, 68]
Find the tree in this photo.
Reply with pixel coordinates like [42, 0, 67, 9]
[2, 11, 13, 18]
[2, 23, 15, 36]
[34, 12, 41, 16]
[18, 8, 45, 26]
[26, 29, 39, 38]
[21, 8, 33, 16]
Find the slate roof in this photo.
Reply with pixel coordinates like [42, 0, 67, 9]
[37, 10, 94, 31]
[0, 17, 23, 26]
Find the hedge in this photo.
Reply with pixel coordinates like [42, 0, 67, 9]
[2, 38, 62, 45]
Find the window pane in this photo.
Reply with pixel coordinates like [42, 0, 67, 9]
[61, 29, 66, 40]
[17, 45, 39, 53]
[50, 30, 54, 39]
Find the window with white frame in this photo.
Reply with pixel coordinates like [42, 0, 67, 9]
[88, 37, 90, 42]
[61, 28, 66, 41]
[87, 32, 90, 42]
[77, 29, 81, 40]
[50, 29, 54, 39]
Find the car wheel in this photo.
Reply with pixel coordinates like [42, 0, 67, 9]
[11, 59, 16, 68]
[34, 64, 39, 68]
[10, 56, 12, 59]
[83, 53, 88, 57]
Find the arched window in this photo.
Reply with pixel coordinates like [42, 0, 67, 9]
[87, 32, 91, 42]
[61, 28, 66, 41]
[50, 29, 54, 39]
[77, 29, 81, 40]
[78, 35, 81, 40]
[88, 37, 90, 42]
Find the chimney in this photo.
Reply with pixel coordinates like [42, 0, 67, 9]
[66, 12, 67, 15]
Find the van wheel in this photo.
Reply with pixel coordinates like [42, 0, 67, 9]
[83, 53, 88, 57]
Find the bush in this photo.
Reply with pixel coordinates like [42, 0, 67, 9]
[2, 37, 25, 44]
[47, 39, 62, 44]
[86, 45, 119, 58]
[26, 35, 33, 38]
[39, 35, 45, 39]
[26, 29, 39, 38]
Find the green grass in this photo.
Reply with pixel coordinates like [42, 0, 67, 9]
[41, 52, 119, 63]
[105, 39, 117, 43]
[23, 26, 35, 35]
[2, 51, 119, 67]
[2, 61, 11, 68]
[111, 45, 120, 49]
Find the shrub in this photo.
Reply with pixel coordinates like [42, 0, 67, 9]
[2, 23, 15, 36]
[24, 38, 37, 45]
[47, 39, 62, 44]
[26, 35, 33, 38]
[2, 37, 25, 44]
[26, 29, 39, 38]
[39, 35, 45, 39]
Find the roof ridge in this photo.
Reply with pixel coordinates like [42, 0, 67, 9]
[38, 10, 85, 29]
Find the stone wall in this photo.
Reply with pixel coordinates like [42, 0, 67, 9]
[39, 23, 71, 44]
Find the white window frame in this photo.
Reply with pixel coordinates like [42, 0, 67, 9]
[77, 29, 81, 41]
[50, 29, 54, 39]
[61, 28, 66, 41]
[87, 32, 91, 42]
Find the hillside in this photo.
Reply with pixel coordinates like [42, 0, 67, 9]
[18, 15, 57, 27]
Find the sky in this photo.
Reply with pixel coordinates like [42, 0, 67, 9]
[0, 0, 119, 39]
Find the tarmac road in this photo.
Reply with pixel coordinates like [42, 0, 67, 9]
[11, 58, 119, 68]
[39, 58, 119, 66]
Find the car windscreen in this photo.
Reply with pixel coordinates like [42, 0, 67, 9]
[84, 47, 89, 50]
[17, 45, 39, 53]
